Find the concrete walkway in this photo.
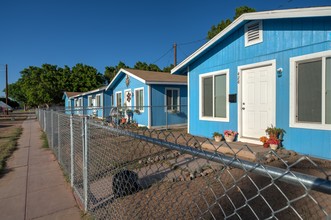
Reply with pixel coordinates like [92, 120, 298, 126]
[0, 119, 82, 220]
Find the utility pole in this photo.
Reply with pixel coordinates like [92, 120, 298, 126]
[173, 43, 177, 66]
[5, 64, 8, 115]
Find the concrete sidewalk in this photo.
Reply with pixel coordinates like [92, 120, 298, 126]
[0, 119, 82, 220]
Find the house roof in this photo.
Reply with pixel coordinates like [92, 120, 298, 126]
[63, 92, 82, 99]
[106, 68, 187, 90]
[171, 6, 331, 74]
[0, 101, 12, 109]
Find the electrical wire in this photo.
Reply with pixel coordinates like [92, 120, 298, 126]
[152, 47, 173, 64]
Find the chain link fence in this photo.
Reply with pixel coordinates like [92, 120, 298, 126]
[37, 109, 331, 219]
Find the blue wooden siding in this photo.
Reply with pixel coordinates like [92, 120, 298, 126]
[188, 17, 331, 159]
[64, 95, 73, 114]
[151, 85, 188, 127]
[112, 74, 149, 126]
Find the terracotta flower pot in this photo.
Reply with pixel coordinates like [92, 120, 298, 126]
[224, 135, 235, 142]
[214, 136, 222, 142]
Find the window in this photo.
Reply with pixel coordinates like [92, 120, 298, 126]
[290, 51, 331, 130]
[88, 96, 92, 107]
[134, 88, 144, 112]
[68, 100, 71, 107]
[95, 94, 101, 107]
[199, 69, 229, 121]
[75, 99, 78, 107]
[165, 88, 180, 111]
[116, 92, 122, 107]
[77, 98, 82, 107]
[245, 20, 263, 47]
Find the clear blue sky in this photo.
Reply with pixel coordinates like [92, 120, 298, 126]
[0, 0, 330, 97]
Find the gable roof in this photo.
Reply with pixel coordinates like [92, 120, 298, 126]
[63, 92, 82, 99]
[106, 68, 187, 90]
[171, 6, 331, 74]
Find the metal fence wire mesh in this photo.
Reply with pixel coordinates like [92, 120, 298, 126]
[38, 109, 331, 220]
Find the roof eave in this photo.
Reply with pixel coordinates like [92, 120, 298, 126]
[171, 6, 331, 74]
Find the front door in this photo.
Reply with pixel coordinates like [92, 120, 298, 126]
[242, 65, 275, 138]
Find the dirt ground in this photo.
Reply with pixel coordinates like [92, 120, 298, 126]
[79, 121, 331, 219]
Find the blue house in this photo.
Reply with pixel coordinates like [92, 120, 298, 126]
[63, 91, 82, 114]
[171, 7, 331, 159]
[63, 86, 112, 118]
[106, 68, 187, 128]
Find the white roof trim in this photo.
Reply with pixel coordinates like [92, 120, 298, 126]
[171, 6, 331, 74]
[146, 82, 187, 85]
[106, 68, 146, 90]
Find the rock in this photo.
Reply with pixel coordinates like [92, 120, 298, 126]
[202, 168, 213, 176]
[289, 150, 297, 156]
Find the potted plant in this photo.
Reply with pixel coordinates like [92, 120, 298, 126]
[212, 132, 223, 142]
[259, 136, 269, 148]
[267, 136, 280, 150]
[265, 125, 286, 147]
[223, 130, 238, 142]
[265, 125, 286, 138]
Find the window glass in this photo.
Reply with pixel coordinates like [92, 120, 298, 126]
[166, 90, 172, 110]
[326, 57, 331, 124]
[135, 89, 144, 111]
[203, 77, 213, 117]
[214, 74, 227, 118]
[116, 93, 122, 107]
[297, 60, 322, 123]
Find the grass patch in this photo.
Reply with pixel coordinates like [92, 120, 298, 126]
[0, 127, 23, 173]
[41, 131, 49, 148]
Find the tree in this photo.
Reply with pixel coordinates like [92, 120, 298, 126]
[7, 63, 105, 107]
[207, 6, 256, 40]
[104, 61, 130, 83]
[162, 64, 174, 73]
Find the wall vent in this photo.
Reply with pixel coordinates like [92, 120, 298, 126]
[245, 20, 263, 47]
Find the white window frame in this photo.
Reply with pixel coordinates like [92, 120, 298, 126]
[134, 87, 144, 112]
[115, 91, 122, 107]
[95, 94, 101, 107]
[244, 20, 263, 47]
[290, 50, 331, 130]
[199, 69, 229, 122]
[78, 98, 83, 107]
[88, 95, 92, 107]
[165, 88, 180, 112]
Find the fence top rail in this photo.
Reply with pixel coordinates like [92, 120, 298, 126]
[88, 119, 331, 195]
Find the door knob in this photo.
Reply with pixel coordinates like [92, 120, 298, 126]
[242, 107, 245, 110]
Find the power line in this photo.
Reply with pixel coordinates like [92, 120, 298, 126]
[177, 37, 207, 46]
[152, 47, 173, 64]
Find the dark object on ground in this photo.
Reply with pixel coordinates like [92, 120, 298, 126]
[112, 170, 141, 198]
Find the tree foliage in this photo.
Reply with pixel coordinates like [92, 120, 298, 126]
[207, 6, 256, 40]
[6, 63, 105, 107]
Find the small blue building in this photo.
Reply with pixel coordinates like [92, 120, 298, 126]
[171, 7, 331, 159]
[63, 86, 112, 118]
[63, 91, 82, 114]
[106, 68, 187, 128]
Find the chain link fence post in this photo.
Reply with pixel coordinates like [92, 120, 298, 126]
[70, 114, 74, 187]
[57, 113, 61, 164]
[83, 116, 89, 211]
[43, 110, 46, 132]
[51, 110, 54, 149]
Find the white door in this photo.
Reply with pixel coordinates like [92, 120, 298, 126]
[242, 65, 275, 138]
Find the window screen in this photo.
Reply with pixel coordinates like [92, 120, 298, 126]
[297, 60, 322, 123]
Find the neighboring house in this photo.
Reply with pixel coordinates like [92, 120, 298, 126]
[106, 68, 187, 128]
[63, 86, 112, 118]
[171, 7, 331, 159]
[63, 92, 82, 114]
